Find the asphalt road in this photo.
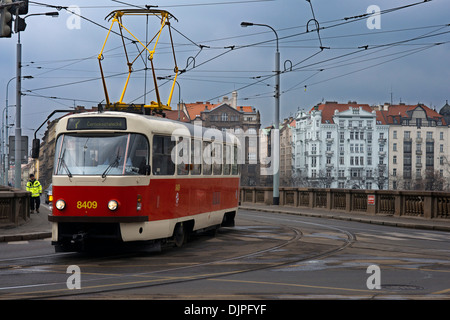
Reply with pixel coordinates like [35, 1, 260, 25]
[0, 208, 449, 302]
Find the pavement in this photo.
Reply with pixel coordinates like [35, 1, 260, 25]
[0, 204, 52, 242]
[1, 202, 449, 243]
[240, 203, 450, 232]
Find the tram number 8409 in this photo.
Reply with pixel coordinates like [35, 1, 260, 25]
[77, 201, 98, 210]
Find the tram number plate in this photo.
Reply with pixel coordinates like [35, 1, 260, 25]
[77, 201, 98, 209]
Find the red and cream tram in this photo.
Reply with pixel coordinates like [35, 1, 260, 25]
[48, 111, 240, 252]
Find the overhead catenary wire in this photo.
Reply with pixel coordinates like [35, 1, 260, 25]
[23, 0, 443, 107]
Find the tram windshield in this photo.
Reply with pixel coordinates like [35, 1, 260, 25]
[54, 133, 149, 176]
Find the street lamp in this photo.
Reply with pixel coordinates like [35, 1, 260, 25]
[3, 75, 33, 186]
[13, 11, 58, 189]
[241, 21, 280, 205]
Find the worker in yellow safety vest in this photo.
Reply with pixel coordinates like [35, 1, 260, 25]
[26, 174, 42, 213]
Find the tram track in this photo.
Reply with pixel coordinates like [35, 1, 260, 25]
[0, 213, 356, 299]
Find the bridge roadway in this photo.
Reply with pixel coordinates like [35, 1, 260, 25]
[0, 204, 449, 301]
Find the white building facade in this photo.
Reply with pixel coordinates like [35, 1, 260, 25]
[293, 102, 389, 189]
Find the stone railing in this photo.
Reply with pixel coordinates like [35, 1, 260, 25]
[0, 187, 31, 227]
[240, 187, 450, 220]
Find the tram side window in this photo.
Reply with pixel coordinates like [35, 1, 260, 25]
[152, 135, 175, 175]
[191, 139, 202, 175]
[232, 145, 239, 175]
[213, 143, 222, 175]
[223, 144, 231, 175]
[203, 141, 212, 175]
[176, 137, 190, 175]
[125, 134, 150, 175]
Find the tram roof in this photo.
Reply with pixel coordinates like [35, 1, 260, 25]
[59, 111, 240, 144]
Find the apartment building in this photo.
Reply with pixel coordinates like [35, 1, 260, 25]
[384, 103, 449, 190]
[293, 101, 389, 189]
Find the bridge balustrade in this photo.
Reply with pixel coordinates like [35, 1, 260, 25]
[240, 187, 450, 220]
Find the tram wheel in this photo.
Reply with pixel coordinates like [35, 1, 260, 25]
[173, 223, 186, 248]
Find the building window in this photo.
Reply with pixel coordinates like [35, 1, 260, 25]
[416, 168, 422, 179]
[440, 132, 444, 140]
[393, 143, 397, 151]
[416, 118, 422, 127]
[393, 155, 397, 164]
[393, 130, 397, 139]
[221, 113, 228, 121]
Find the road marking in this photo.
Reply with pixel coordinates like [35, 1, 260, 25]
[432, 288, 450, 295]
[357, 233, 406, 241]
[208, 278, 378, 293]
[7, 241, 29, 245]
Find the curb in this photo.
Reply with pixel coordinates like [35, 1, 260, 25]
[0, 232, 52, 243]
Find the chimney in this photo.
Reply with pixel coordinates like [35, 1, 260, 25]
[231, 91, 238, 109]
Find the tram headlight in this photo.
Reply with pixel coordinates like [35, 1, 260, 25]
[108, 200, 119, 211]
[55, 199, 66, 211]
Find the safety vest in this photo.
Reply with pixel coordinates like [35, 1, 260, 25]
[26, 180, 42, 197]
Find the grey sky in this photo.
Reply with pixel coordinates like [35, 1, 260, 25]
[0, 0, 449, 145]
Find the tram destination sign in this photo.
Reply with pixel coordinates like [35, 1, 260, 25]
[67, 117, 127, 130]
